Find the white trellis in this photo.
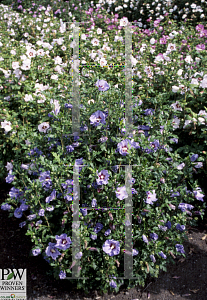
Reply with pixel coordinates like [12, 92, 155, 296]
[66, 21, 141, 281]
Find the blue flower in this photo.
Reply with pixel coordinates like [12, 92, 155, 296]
[115, 186, 128, 200]
[94, 222, 103, 233]
[175, 244, 185, 254]
[150, 233, 158, 241]
[96, 169, 110, 185]
[1, 203, 12, 211]
[55, 234, 72, 250]
[90, 110, 107, 127]
[142, 234, 149, 244]
[190, 154, 199, 162]
[59, 270, 66, 279]
[6, 172, 15, 183]
[27, 214, 36, 220]
[14, 208, 23, 218]
[102, 239, 120, 256]
[45, 189, 57, 203]
[104, 229, 111, 236]
[158, 251, 167, 259]
[176, 224, 185, 232]
[165, 221, 171, 229]
[9, 187, 20, 199]
[32, 248, 41, 256]
[45, 242, 61, 260]
[109, 279, 117, 288]
[95, 79, 110, 92]
[75, 252, 83, 259]
[66, 145, 75, 153]
[38, 209, 45, 216]
[91, 198, 97, 207]
[150, 254, 156, 263]
[117, 139, 135, 156]
[19, 221, 26, 228]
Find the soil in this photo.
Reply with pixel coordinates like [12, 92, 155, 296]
[1, 179, 207, 300]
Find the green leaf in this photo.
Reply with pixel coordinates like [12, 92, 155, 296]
[7, 272, 14, 280]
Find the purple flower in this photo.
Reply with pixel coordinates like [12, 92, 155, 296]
[19, 221, 26, 228]
[195, 162, 203, 168]
[117, 139, 134, 156]
[95, 79, 110, 92]
[115, 186, 128, 200]
[142, 234, 149, 244]
[175, 244, 185, 254]
[1, 203, 12, 211]
[104, 229, 111, 236]
[145, 190, 157, 205]
[66, 145, 74, 153]
[150, 254, 156, 263]
[91, 198, 97, 207]
[59, 270, 66, 279]
[46, 242, 61, 260]
[90, 234, 97, 240]
[9, 187, 20, 199]
[190, 154, 199, 162]
[45, 189, 57, 203]
[109, 279, 117, 288]
[14, 208, 23, 218]
[158, 225, 168, 231]
[94, 222, 104, 233]
[46, 206, 54, 211]
[19, 203, 29, 211]
[55, 234, 72, 250]
[96, 169, 110, 185]
[143, 108, 155, 115]
[90, 110, 106, 127]
[39, 171, 52, 190]
[75, 251, 83, 259]
[176, 224, 185, 232]
[38, 209, 45, 216]
[32, 248, 41, 256]
[158, 251, 167, 259]
[6, 172, 15, 183]
[150, 233, 158, 241]
[178, 203, 194, 212]
[27, 214, 37, 220]
[193, 187, 204, 201]
[165, 221, 171, 229]
[102, 239, 120, 256]
[170, 191, 180, 197]
[81, 208, 87, 216]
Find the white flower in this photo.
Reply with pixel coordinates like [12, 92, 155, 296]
[54, 56, 62, 65]
[185, 55, 193, 64]
[51, 74, 58, 80]
[167, 43, 177, 52]
[150, 38, 156, 44]
[99, 57, 107, 67]
[131, 55, 138, 67]
[198, 110, 207, 118]
[120, 17, 128, 27]
[200, 76, 207, 89]
[190, 78, 199, 85]
[10, 49, 16, 55]
[25, 139, 31, 145]
[61, 45, 66, 51]
[171, 101, 182, 111]
[177, 69, 183, 76]
[26, 48, 36, 58]
[183, 119, 192, 128]
[97, 28, 102, 34]
[38, 122, 50, 133]
[172, 86, 180, 93]
[81, 34, 87, 40]
[177, 162, 185, 170]
[5, 162, 13, 171]
[172, 117, 180, 129]
[1, 120, 12, 134]
[24, 94, 33, 102]
[12, 62, 20, 69]
[198, 117, 205, 124]
[21, 59, 31, 71]
[91, 38, 100, 46]
[36, 49, 45, 56]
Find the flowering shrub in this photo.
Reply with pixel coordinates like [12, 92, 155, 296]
[0, 0, 207, 296]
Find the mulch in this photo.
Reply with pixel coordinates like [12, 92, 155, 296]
[1, 179, 207, 300]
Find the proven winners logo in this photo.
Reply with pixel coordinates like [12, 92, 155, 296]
[0, 269, 26, 299]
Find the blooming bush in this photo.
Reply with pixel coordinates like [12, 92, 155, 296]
[0, 0, 207, 296]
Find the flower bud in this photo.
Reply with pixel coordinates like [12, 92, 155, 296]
[108, 211, 113, 221]
[160, 177, 165, 183]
